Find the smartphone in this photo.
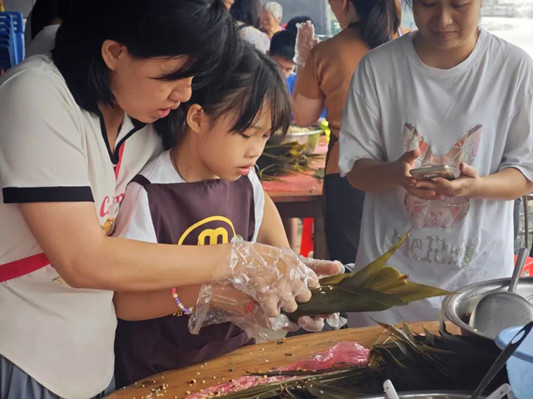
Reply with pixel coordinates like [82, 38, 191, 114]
[410, 165, 456, 180]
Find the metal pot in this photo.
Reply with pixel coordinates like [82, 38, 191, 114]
[359, 391, 484, 399]
[441, 277, 533, 341]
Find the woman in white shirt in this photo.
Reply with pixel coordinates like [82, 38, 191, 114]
[0, 1, 331, 397]
[340, 0, 533, 326]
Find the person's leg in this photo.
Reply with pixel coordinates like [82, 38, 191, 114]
[324, 173, 365, 264]
[0, 354, 115, 399]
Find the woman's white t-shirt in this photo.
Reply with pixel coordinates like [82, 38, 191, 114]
[0, 55, 162, 398]
[339, 30, 533, 325]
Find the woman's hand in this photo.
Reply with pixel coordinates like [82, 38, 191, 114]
[226, 241, 319, 318]
[413, 163, 480, 199]
[294, 20, 320, 67]
[394, 149, 440, 200]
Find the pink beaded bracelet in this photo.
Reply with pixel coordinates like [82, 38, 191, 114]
[171, 287, 193, 316]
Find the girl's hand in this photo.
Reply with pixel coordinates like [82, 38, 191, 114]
[294, 20, 320, 67]
[226, 241, 319, 318]
[292, 257, 345, 332]
[413, 163, 480, 199]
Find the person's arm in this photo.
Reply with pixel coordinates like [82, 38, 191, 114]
[292, 93, 324, 128]
[21, 200, 316, 318]
[19, 201, 229, 290]
[291, 31, 323, 127]
[415, 164, 533, 201]
[114, 283, 253, 321]
[256, 193, 290, 248]
[347, 148, 443, 201]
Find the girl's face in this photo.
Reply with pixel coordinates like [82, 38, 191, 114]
[413, 0, 481, 52]
[197, 105, 273, 181]
[261, 10, 279, 31]
[108, 47, 194, 123]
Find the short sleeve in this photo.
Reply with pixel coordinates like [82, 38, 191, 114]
[499, 94, 533, 181]
[338, 57, 385, 176]
[0, 62, 92, 203]
[113, 181, 158, 244]
[247, 168, 264, 243]
[293, 49, 323, 100]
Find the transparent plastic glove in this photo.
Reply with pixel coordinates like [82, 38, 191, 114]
[294, 20, 320, 67]
[225, 240, 319, 318]
[300, 257, 344, 278]
[286, 258, 345, 332]
[189, 283, 296, 341]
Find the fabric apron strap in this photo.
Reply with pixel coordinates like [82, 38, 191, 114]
[0, 253, 50, 282]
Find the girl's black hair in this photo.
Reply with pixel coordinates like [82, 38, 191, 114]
[155, 43, 291, 150]
[349, 0, 399, 49]
[230, 0, 262, 29]
[52, 0, 240, 114]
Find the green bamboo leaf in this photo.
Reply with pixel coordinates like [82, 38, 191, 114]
[350, 232, 410, 288]
[384, 281, 452, 302]
[291, 231, 451, 318]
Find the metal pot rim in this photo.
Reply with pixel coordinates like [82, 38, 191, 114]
[441, 276, 533, 341]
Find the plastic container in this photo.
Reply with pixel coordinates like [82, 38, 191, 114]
[283, 126, 322, 154]
[495, 325, 533, 399]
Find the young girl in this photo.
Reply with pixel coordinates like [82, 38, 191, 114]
[339, 0, 533, 325]
[112, 44, 337, 387]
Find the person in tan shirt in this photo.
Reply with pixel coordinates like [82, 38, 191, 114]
[292, 0, 404, 264]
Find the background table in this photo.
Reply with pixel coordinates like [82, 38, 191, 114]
[105, 321, 459, 398]
[262, 138, 328, 258]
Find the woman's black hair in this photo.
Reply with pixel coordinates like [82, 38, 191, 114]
[155, 43, 291, 150]
[285, 16, 313, 34]
[29, 0, 72, 39]
[52, 0, 240, 114]
[349, 0, 399, 49]
[230, 0, 262, 29]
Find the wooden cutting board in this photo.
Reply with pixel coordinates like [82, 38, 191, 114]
[105, 321, 459, 398]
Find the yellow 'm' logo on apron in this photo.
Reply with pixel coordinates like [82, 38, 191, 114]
[178, 216, 236, 246]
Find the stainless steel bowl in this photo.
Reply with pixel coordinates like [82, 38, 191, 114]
[441, 277, 533, 341]
[360, 391, 484, 399]
[283, 126, 322, 154]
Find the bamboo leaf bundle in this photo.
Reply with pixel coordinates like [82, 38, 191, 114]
[256, 141, 319, 181]
[290, 233, 451, 319]
[218, 323, 507, 399]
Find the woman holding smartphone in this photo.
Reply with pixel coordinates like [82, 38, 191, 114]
[340, 0, 533, 325]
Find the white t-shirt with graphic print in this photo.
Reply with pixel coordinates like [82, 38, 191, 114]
[0, 55, 162, 398]
[339, 29, 533, 325]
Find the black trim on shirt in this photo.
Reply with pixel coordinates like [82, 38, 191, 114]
[94, 109, 147, 165]
[3, 186, 94, 203]
[114, 118, 146, 162]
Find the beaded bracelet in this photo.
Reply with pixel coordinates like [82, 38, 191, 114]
[171, 287, 193, 316]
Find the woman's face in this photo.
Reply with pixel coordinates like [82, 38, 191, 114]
[260, 10, 279, 31]
[413, 0, 481, 52]
[109, 53, 194, 123]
